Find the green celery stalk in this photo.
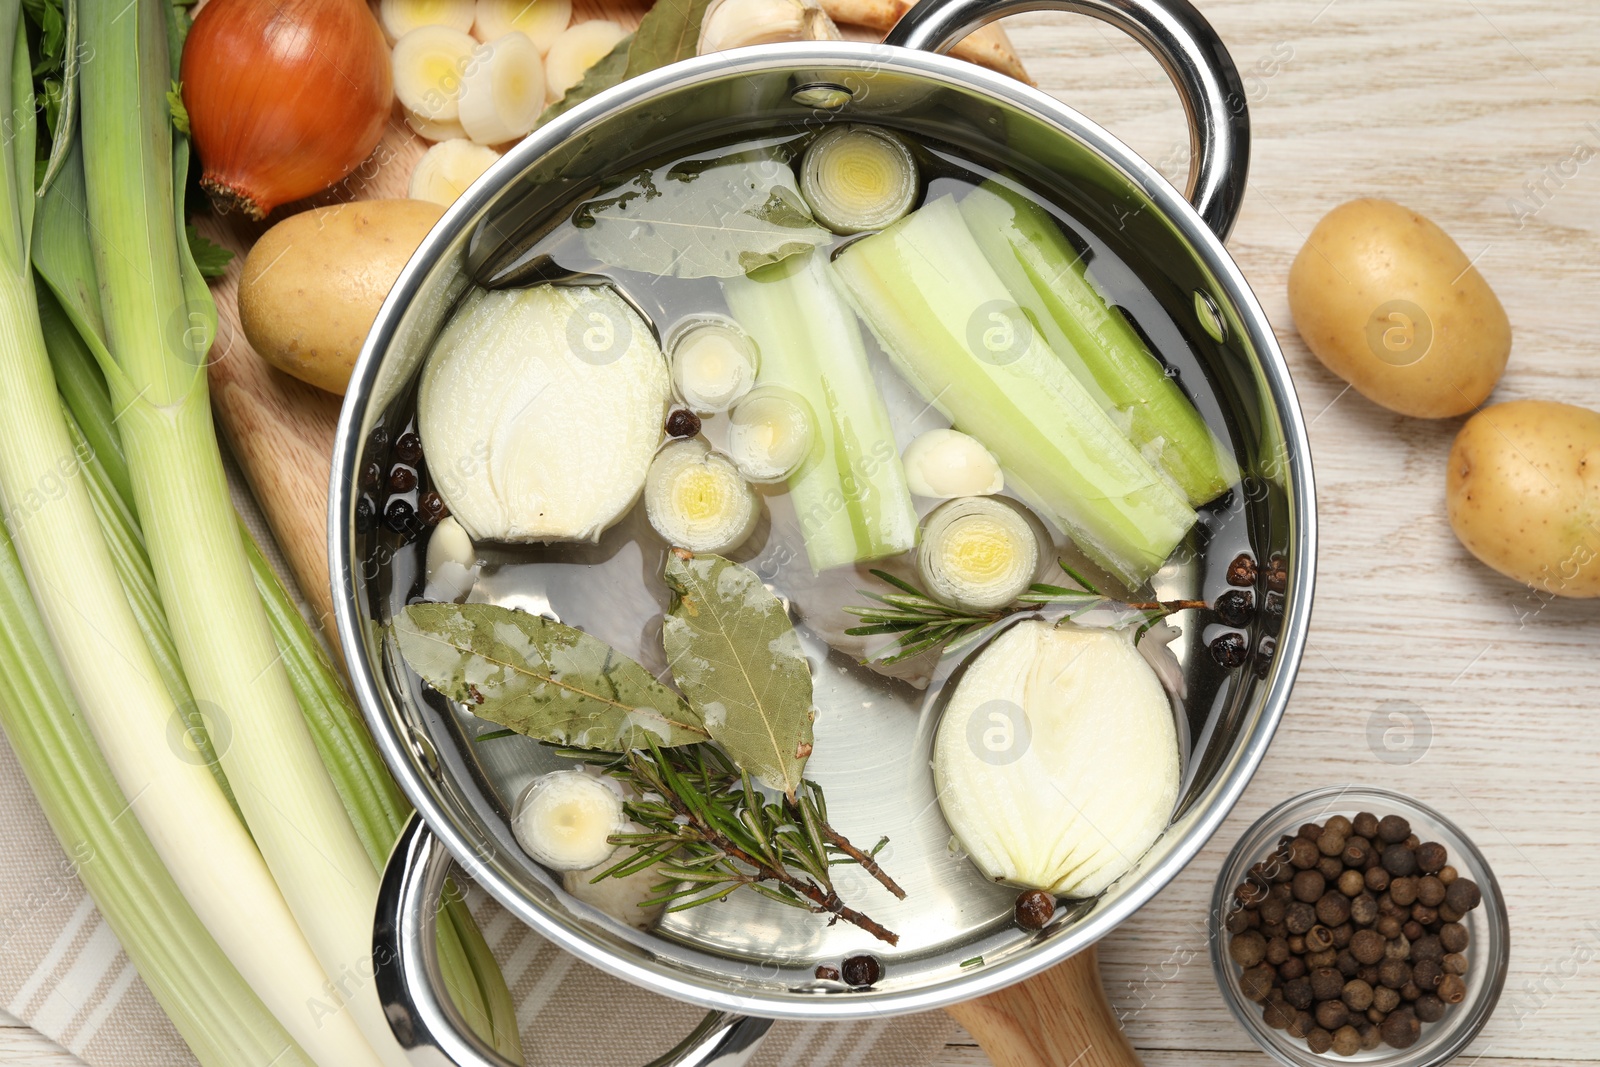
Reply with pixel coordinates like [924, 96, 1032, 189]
[723, 250, 917, 573]
[833, 196, 1196, 589]
[0, 514, 314, 1067]
[959, 180, 1239, 505]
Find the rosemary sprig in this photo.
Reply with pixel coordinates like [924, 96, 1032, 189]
[842, 564, 1207, 663]
[557, 740, 904, 945]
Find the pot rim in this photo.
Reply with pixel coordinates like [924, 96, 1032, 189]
[331, 39, 1318, 1020]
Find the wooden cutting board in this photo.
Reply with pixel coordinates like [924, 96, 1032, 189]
[195, 6, 1133, 1065]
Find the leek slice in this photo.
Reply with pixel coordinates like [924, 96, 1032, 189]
[918, 496, 1039, 612]
[723, 250, 917, 573]
[833, 196, 1196, 588]
[727, 387, 814, 482]
[668, 315, 758, 414]
[645, 438, 759, 554]
[959, 180, 1239, 505]
[800, 126, 918, 235]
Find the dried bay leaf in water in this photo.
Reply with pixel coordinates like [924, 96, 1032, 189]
[662, 551, 814, 797]
[574, 155, 831, 279]
[395, 602, 708, 751]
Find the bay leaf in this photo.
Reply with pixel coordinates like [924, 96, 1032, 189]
[574, 156, 830, 279]
[537, 33, 634, 126]
[623, 0, 712, 79]
[395, 602, 708, 752]
[662, 552, 814, 797]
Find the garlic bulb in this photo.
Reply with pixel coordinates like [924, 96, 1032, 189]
[513, 770, 627, 871]
[902, 428, 1003, 499]
[918, 496, 1039, 612]
[933, 621, 1179, 897]
[644, 439, 760, 554]
[697, 0, 839, 53]
[418, 284, 670, 544]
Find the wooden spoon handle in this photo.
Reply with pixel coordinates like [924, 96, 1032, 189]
[946, 948, 1143, 1067]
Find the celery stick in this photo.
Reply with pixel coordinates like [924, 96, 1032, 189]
[0, 517, 314, 1067]
[723, 250, 917, 573]
[960, 181, 1239, 505]
[833, 196, 1196, 589]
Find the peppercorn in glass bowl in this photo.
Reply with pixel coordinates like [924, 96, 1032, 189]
[1210, 787, 1508, 1066]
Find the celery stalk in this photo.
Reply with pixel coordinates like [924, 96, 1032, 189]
[70, 2, 399, 1062]
[0, 516, 314, 1067]
[959, 181, 1238, 505]
[723, 250, 917, 572]
[833, 196, 1196, 588]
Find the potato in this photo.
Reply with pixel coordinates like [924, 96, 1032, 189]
[1447, 400, 1600, 597]
[238, 199, 444, 394]
[1288, 199, 1510, 418]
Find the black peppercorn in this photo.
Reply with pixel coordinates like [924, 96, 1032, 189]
[1377, 958, 1411, 990]
[1410, 903, 1438, 928]
[1015, 889, 1055, 930]
[1416, 875, 1446, 907]
[1414, 992, 1447, 1023]
[1291, 869, 1325, 903]
[418, 491, 448, 525]
[1316, 892, 1351, 926]
[1214, 588, 1254, 626]
[1403, 920, 1425, 942]
[1342, 978, 1374, 1011]
[1306, 1027, 1334, 1054]
[1381, 845, 1418, 878]
[1284, 976, 1314, 1009]
[1364, 867, 1389, 893]
[1317, 856, 1344, 882]
[1350, 928, 1385, 965]
[1285, 901, 1316, 934]
[1266, 936, 1291, 966]
[1265, 554, 1288, 592]
[1317, 827, 1347, 857]
[360, 461, 383, 491]
[355, 495, 376, 533]
[1226, 553, 1257, 586]
[383, 497, 415, 534]
[814, 965, 840, 981]
[393, 432, 423, 465]
[1280, 956, 1307, 981]
[1209, 631, 1248, 668]
[1314, 999, 1349, 1031]
[1352, 812, 1379, 838]
[1415, 841, 1447, 874]
[1412, 957, 1442, 992]
[1389, 876, 1418, 906]
[840, 954, 882, 987]
[1288, 837, 1320, 869]
[1309, 966, 1345, 1002]
[367, 426, 391, 457]
[1332, 1024, 1362, 1057]
[665, 408, 702, 438]
[389, 465, 418, 493]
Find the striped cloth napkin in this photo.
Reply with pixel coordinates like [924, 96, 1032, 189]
[0, 472, 956, 1067]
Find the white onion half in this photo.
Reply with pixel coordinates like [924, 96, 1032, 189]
[933, 621, 1179, 896]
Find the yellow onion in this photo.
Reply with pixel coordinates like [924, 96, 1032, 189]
[181, 0, 393, 219]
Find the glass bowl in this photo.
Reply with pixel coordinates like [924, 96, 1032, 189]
[1210, 786, 1509, 1066]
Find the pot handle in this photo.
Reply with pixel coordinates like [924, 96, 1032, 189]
[884, 0, 1250, 238]
[374, 813, 773, 1067]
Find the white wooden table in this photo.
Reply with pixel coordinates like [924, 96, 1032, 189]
[5, 1, 1597, 1063]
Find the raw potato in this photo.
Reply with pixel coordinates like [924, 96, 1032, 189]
[238, 199, 445, 395]
[1288, 199, 1511, 418]
[1447, 400, 1600, 598]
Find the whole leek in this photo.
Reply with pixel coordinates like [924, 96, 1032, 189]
[833, 196, 1196, 588]
[0, 4, 382, 1066]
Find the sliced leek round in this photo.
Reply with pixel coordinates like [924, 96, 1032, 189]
[458, 32, 545, 145]
[409, 139, 502, 205]
[902, 428, 1003, 499]
[668, 316, 758, 414]
[381, 0, 476, 42]
[392, 24, 479, 123]
[513, 770, 626, 871]
[544, 20, 627, 102]
[800, 125, 919, 235]
[403, 106, 468, 143]
[473, 0, 572, 51]
[727, 387, 814, 482]
[645, 438, 759, 554]
[918, 496, 1039, 612]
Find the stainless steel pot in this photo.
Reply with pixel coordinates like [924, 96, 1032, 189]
[330, 1, 1317, 1064]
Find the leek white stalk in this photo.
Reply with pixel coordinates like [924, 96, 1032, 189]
[800, 126, 918, 234]
[76, 3, 402, 1063]
[723, 250, 917, 572]
[833, 196, 1196, 588]
[513, 770, 627, 870]
[917, 496, 1039, 612]
[932, 621, 1178, 896]
[644, 438, 759, 554]
[392, 24, 478, 123]
[457, 32, 544, 145]
[0, 517, 311, 1067]
[727, 387, 814, 482]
